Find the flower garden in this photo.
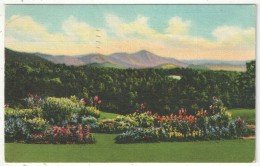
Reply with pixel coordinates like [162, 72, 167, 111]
[5, 94, 251, 145]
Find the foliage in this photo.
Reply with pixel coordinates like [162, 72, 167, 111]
[24, 117, 48, 134]
[238, 61, 255, 108]
[82, 116, 99, 129]
[5, 107, 43, 119]
[5, 48, 256, 115]
[234, 117, 248, 137]
[23, 94, 44, 109]
[5, 107, 47, 141]
[82, 106, 100, 118]
[129, 111, 155, 128]
[115, 102, 250, 143]
[42, 97, 78, 126]
[95, 119, 116, 133]
[82, 116, 98, 125]
[27, 125, 96, 144]
[115, 128, 160, 143]
[5, 117, 30, 142]
[114, 116, 138, 132]
[42, 97, 100, 126]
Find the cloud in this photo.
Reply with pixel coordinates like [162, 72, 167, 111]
[212, 26, 255, 49]
[106, 14, 157, 38]
[6, 15, 49, 41]
[62, 16, 108, 42]
[166, 16, 191, 35]
[5, 14, 255, 60]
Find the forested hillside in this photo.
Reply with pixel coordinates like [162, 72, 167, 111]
[5, 48, 255, 115]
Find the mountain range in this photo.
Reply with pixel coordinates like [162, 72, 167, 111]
[6, 48, 248, 71]
[35, 50, 188, 68]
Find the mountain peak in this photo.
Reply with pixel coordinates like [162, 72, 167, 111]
[135, 50, 153, 55]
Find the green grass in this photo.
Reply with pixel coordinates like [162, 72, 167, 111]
[99, 111, 120, 120]
[5, 134, 255, 163]
[229, 108, 255, 125]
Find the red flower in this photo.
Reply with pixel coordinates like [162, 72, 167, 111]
[94, 96, 99, 101]
[52, 126, 58, 132]
[179, 110, 182, 116]
[157, 116, 163, 122]
[80, 98, 86, 105]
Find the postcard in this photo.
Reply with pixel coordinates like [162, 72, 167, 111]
[1, 1, 257, 164]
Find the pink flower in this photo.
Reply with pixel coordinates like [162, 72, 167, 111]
[141, 103, 145, 109]
[94, 96, 99, 101]
[147, 110, 152, 116]
[98, 100, 102, 104]
[179, 110, 182, 116]
[80, 98, 86, 105]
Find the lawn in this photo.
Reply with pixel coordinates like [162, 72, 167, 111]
[5, 133, 255, 163]
[99, 111, 120, 120]
[229, 108, 255, 125]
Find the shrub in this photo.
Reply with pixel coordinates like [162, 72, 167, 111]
[114, 116, 138, 132]
[94, 116, 138, 133]
[95, 119, 116, 133]
[82, 116, 99, 129]
[115, 127, 160, 143]
[5, 107, 43, 119]
[82, 116, 97, 125]
[129, 112, 155, 128]
[78, 106, 100, 119]
[42, 97, 79, 126]
[24, 117, 48, 134]
[5, 117, 29, 142]
[23, 94, 44, 109]
[42, 97, 100, 126]
[235, 117, 248, 137]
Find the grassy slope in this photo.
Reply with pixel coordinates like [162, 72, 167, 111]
[99, 111, 120, 120]
[229, 108, 255, 125]
[5, 134, 255, 162]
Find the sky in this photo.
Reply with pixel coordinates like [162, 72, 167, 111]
[5, 5, 256, 60]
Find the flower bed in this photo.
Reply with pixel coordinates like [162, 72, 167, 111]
[115, 109, 249, 143]
[27, 125, 96, 144]
[5, 95, 101, 144]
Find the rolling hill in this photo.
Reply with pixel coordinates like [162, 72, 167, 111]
[5, 48, 249, 71]
[33, 50, 188, 68]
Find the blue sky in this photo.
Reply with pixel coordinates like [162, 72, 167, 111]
[5, 5, 256, 60]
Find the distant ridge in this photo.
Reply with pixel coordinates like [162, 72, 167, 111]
[5, 48, 248, 71]
[34, 50, 188, 68]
